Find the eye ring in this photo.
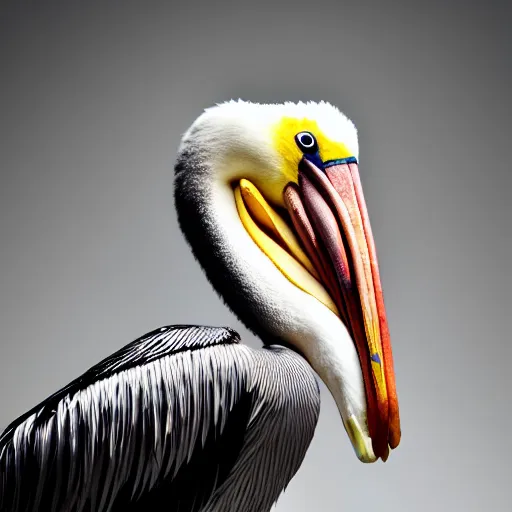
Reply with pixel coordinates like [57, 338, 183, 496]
[295, 131, 318, 153]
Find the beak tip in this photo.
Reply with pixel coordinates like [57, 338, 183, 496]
[380, 445, 390, 462]
[389, 424, 402, 450]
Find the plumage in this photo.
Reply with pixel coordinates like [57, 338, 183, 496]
[0, 326, 319, 512]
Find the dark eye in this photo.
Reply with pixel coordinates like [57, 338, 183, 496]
[295, 131, 318, 153]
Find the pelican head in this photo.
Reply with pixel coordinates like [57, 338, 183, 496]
[174, 100, 401, 462]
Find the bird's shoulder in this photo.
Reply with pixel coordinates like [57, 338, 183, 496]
[0, 325, 239, 446]
[87, 324, 241, 378]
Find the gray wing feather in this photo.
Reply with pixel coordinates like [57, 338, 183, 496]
[0, 326, 320, 512]
[203, 346, 320, 512]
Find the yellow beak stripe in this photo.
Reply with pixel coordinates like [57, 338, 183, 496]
[234, 180, 338, 316]
[239, 179, 320, 280]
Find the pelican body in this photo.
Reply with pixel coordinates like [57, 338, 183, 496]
[0, 100, 401, 512]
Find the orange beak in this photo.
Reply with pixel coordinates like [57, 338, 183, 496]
[284, 156, 401, 460]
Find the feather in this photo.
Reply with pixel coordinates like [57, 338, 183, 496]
[0, 326, 319, 512]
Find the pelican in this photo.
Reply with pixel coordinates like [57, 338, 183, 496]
[0, 100, 401, 512]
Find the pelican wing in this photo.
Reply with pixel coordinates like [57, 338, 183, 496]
[0, 325, 320, 512]
[0, 326, 249, 511]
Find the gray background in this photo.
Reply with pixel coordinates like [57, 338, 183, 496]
[1, 1, 510, 510]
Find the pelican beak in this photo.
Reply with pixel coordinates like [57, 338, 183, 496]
[283, 156, 401, 461]
[233, 155, 400, 462]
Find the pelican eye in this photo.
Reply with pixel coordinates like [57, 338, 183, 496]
[295, 131, 318, 154]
